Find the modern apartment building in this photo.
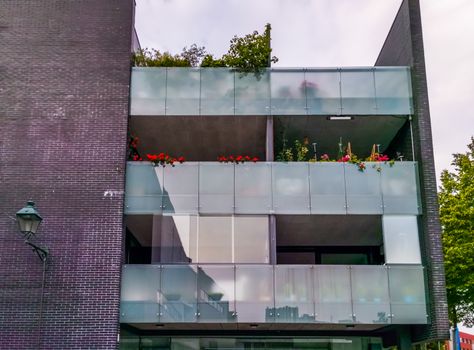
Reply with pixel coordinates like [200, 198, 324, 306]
[0, 0, 449, 349]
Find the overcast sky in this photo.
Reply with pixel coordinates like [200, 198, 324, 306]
[135, 0, 474, 185]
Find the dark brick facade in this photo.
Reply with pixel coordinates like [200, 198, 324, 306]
[376, 0, 450, 342]
[0, 1, 133, 349]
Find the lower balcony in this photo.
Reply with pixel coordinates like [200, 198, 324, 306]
[120, 264, 427, 327]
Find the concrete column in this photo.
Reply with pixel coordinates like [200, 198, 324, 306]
[266, 116, 274, 161]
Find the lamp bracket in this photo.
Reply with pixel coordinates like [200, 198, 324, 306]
[25, 241, 49, 262]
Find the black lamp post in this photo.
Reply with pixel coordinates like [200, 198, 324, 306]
[16, 201, 48, 261]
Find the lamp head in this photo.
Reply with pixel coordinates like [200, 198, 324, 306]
[16, 201, 43, 238]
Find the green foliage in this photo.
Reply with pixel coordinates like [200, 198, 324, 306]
[438, 137, 474, 326]
[276, 138, 310, 162]
[132, 24, 278, 73]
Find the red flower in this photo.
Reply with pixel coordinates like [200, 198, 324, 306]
[178, 156, 185, 163]
[252, 157, 259, 162]
[147, 154, 158, 161]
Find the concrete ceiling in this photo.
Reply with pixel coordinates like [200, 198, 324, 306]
[276, 215, 383, 246]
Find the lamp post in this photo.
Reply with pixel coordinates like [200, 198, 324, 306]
[15, 201, 49, 349]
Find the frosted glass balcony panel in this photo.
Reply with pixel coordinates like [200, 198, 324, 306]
[197, 265, 236, 322]
[158, 215, 198, 264]
[270, 70, 306, 115]
[235, 265, 274, 322]
[388, 266, 427, 324]
[272, 162, 310, 214]
[309, 163, 346, 214]
[235, 163, 272, 214]
[234, 71, 271, 115]
[275, 266, 315, 323]
[234, 216, 270, 264]
[381, 162, 420, 214]
[120, 265, 160, 323]
[383, 216, 421, 264]
[199, 163, 234, 214]
[345, 163, 383, 214]
[375, 67, 413, 114]
[351, 266, 390, 324]
[314, 266, 353, 323]
[341, 69, 376, 114]
[200, 68, 235, 115]
[125, 163, 163, 214]
[304, 70, 341, 115]
[160, 265, 198, 322]
[166, 68, 200, 115]
[130, 68, 166, 116]
[198, 216, 232, 263]
[163, 163, 199, 214]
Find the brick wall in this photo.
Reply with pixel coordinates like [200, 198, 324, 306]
[0, 1, 133, 349]
[375, 0, 450, 342]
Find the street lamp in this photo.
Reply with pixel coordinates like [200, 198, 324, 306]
[16, 201, 49, 262]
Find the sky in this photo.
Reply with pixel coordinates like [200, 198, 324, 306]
[135, 0, 474, 185]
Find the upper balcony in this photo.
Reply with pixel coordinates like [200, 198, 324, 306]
[125, 161, 421, 216]
[130, 67, 413, 117]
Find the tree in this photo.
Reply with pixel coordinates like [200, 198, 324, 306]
[438, 137, 474, 327]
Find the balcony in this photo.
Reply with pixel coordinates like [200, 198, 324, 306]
[120, 264, 428, 325]
[124, 161, 421, 215]
[130, 67, 413, 116]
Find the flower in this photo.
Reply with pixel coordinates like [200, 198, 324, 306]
[320, 154, 330, 161]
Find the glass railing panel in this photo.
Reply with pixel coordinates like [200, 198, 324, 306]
[274, 265, 315, 323]
[272, 162, 310, 214]
[235, 265, 274, 322]
[340, 69, 376, 115]
[345, 163, 383, 214]
[270, 69, 306, 115]
[234, 71, 271, 115]
[388, 265, 427, 324]
[130, 68, 166, 116]
[381, 162, 421, 214]
[309, 163, 346, 214]
[197, 265, 236, 322]
[166, 68, 200, 115]
[314, 266, 353, 323]
[160, 265, 198, 322]
[304, 69, 341, 115]
[200, 68, 235, 115]
[374, 67, 412, 115]
[162, 163, 199, 214]
[234, 216, 270, 263]
[198, 216, 233, 263]
[382, 216, 422, 264]
[125, 162, 163, 214]
[234, 163, 272, 214]
[120, 265, 160, 323]
[351, 266, 390, 324]
[199, 162, 234, 214]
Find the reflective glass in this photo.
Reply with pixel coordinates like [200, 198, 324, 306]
[270, 70, 306, 115]
[345, 163, 383, 214]
[310, 163, 346, 214]
[388, 266, 427, 324]
[200, 68, 235, 115]
[199, 163, 234, 214]
[305, 70, 341, 115]
[351, 266, 390, 324]
[341, 69, 376, 114]
[374, 67, 412, 114]
[381, 162, 420, 214]
[314, 266, 353, 323]
[120, 265, 160, 323]
[382, 216, 421, 264]
[275, 266, 315, 323]
[235, 265, 274, 322]
[234, 216, 270, 263]
[163, 163, 199, 214]
[160, 265, 198, 322]
[272, 162, 310, 214]
[235, 163, 272, 214]
[157, 215, 198, 264]
[198, 216, 232, 263]
[197, 265, 236, 322]
[125, 163, 163, 214]
[166, 68, 200, 115]
[234, 71, 271, 115]
[130, 68, 166, 116]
